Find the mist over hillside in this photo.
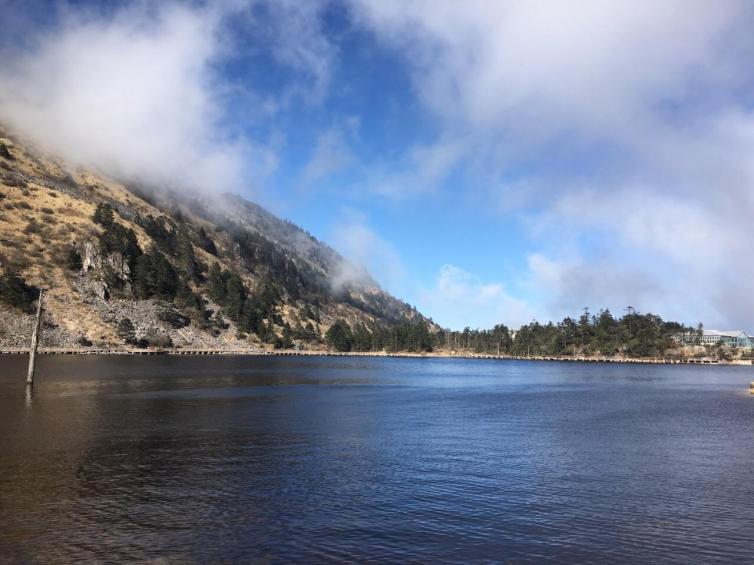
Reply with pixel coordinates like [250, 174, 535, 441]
[0, 126, 431, 350]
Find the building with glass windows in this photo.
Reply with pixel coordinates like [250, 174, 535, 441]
[675, 330, 753, 349]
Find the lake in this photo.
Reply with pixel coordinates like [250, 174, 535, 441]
[1, 355, 753, 563]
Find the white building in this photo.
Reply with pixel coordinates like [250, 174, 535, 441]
[676, 330, 753, 349]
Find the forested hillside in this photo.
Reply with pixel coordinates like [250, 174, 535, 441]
[0, 127, 431, 350]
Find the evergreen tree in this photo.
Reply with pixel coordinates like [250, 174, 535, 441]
[175, 281, 207, 322]
[93, 204, 142, 280]
[135, 214, 177, 254]
[207, 263, 228, 304]
[276, 326, 294, 349]
[133, 249, 178, 299]
[92, 202, 114, 227]
[224, 271, 246, 320]
[117, 318, 137, 345]
[352, 323, 373, 351]
[325, 319, 353, 351]
[175, 225, 199, 281]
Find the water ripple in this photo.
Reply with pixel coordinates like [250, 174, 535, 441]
[1, 355, 753, 562]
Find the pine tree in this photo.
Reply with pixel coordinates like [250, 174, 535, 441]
[224, 271, 246, 320]
[207, 263, 228, 304]
[117, 318, 137, 345]
[352, 323, 373, 351]
[325, 320, 353, 352]
[92, 202, 114, 227]
[133, 249, 178, 299]
[94, 207, 142, 281]
[175, 225, 199, 281]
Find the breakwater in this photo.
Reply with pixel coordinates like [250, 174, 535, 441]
[0, 347, 750, 365]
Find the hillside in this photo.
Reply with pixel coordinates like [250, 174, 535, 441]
[0, 126, 431, 351]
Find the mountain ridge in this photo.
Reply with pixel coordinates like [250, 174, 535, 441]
[0, 126, 433, 351]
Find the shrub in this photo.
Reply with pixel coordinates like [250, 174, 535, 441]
[211, 311, 229, 330]
[158, 308, 190, 329]
[0, 142, 14, 160]
[2, 177, 22, 188]
[60, 173, 78, 190]
[66, 245, 83, 271]
[41, 207, 54, 215]
[17, 201, 31, 210]
[0, 269, 38, 313]
[196, 227, 218, 255]
[77, 336, 93, 347]
[151, 334, 173, 348]
[22, 219, 42, 235]
[143, 329, 173, 349]
[58, 205, 82, 218]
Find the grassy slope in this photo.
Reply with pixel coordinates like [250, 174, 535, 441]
[0, 128, 426, 349]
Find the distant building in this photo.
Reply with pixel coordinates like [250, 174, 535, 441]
[675, 330, 753, 349]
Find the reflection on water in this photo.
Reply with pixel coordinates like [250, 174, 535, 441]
[1, 355, 754, 562]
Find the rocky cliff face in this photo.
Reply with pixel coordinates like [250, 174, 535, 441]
[0, 127, 431, 350]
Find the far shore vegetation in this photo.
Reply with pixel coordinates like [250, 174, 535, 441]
[0, 261, 742, 360]
[323, 309, 723, 360]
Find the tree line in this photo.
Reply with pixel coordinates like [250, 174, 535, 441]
[325, 320, 434, 352]
[324, 308, 695, 357]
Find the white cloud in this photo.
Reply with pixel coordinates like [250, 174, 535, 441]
[533, 184, 754, 327]
[4, 1, 754, 329]
[418, 264, 534, 330]
[329, 209, 407, 295]
[350, 1, 749, 138]
[0, 3, 253, 192]
[254, 0, 336, 105]
[349, 0, 754, 328]
[303, 118, 360, 181]
[525, 253, 666, 321]
[0, 1, 334, 195]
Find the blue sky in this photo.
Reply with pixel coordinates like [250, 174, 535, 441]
[2, 1, 754, 329]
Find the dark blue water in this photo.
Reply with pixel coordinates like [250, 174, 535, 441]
[1, 355, 753, 563]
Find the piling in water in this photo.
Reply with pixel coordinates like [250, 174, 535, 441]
[26, 289, 43, 387]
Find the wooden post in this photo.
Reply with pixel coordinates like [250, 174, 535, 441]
[26, 289, 43, 387]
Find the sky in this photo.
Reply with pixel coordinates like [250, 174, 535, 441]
[2, 0, 754, 330]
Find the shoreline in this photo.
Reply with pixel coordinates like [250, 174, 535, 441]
[0, 347, 751, 366]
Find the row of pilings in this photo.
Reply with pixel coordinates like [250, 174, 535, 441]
[1, 347, 748, 365]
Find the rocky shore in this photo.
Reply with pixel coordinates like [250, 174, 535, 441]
[0, 310, 78, 349]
